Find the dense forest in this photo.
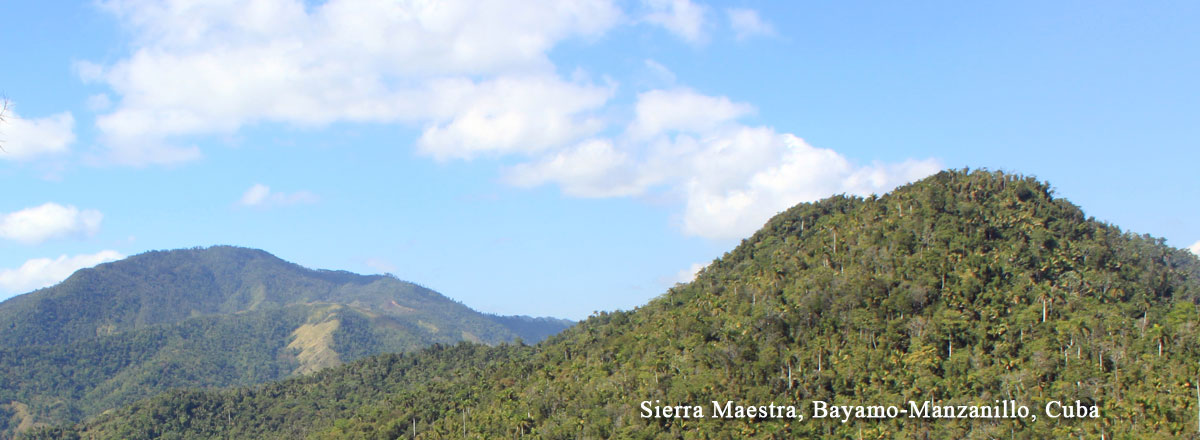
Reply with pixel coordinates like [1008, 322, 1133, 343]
[26, 170, 1200, 438]
[0, 247, 571, 437]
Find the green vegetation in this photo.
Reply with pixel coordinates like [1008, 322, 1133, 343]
[0, 247, 571, 437]
[26, 170, 1200, 438]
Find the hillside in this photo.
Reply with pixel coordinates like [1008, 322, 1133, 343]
[0, 247, 571, 437]
[36, 170, 1200, 439]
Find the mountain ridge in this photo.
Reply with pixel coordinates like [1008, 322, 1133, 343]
[0, 246, 569, 347]
[26, 169, 1200, 438]
[0, 245, 572, 437]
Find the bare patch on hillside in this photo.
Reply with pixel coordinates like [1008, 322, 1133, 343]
[460, 331, 481, 343]
[3, 401, 43, 434]
[286, 320, 342, 375]
[417, 320, 439, 333]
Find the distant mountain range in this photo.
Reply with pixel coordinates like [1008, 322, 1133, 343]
[36, 169, 1200, 439]
[0, 246, 571, 436]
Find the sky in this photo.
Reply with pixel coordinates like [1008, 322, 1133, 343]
[0, 0, 1197, 320]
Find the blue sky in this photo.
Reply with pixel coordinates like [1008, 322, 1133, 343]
[1, 0, 1197, 320]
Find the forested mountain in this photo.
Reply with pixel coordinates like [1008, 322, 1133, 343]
[0, 246, 572, 437]
[33, 170, 1200, 439]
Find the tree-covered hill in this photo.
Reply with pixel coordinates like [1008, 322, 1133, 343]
[0, 246, 571, 437]
[36, 170, 1200, 439]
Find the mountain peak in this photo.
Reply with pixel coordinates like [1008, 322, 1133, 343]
[30, 169, 1200, 438]
[0, 245, 574, 436]
[0, 245, 567, 348]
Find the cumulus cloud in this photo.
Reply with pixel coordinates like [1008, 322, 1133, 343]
[726, 8, 774, 40]
[0, 203, 103, 244]
[0, 250, 123, 296]
[503, 139, 651, 197]
[415, 76, 612, 160]
[238, 183, 317, 207]
[84, 1, 941, 241]
[0, 103, 75, 161]
[672, 261, 708, 284]
[1189, 240, 1200, 256]
[679, 133, 940, 238]
[628, 88, 753, 139]
[641, 0, 709, 43]
[86, 0, 622, 165]
[508, 88, 941, 239]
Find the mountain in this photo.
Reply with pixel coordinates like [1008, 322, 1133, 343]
[0, 246, 572, 437]
[34, 170, 1200, 439]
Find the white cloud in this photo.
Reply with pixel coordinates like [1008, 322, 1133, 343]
[83, 1, 941, 241]
[239, 184, 271, 206]
[0, 250, 124, 296]
[87, 0, 622, 165]
[726, 8, 774, 40]
[238, 183, 318, 207]
[642, 0, 709, 43]
[0, 104, 75, 161]
[680, 132, 940, 238]
[628, 88, 753, 139]
[672, 261, 708, 284]
[504, 139, 652, 197]
[1189, 240, 1200, 256]
[509, 89, 941, 239]
[0, 203, 103, 244]
[415, 76, 613, 160]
